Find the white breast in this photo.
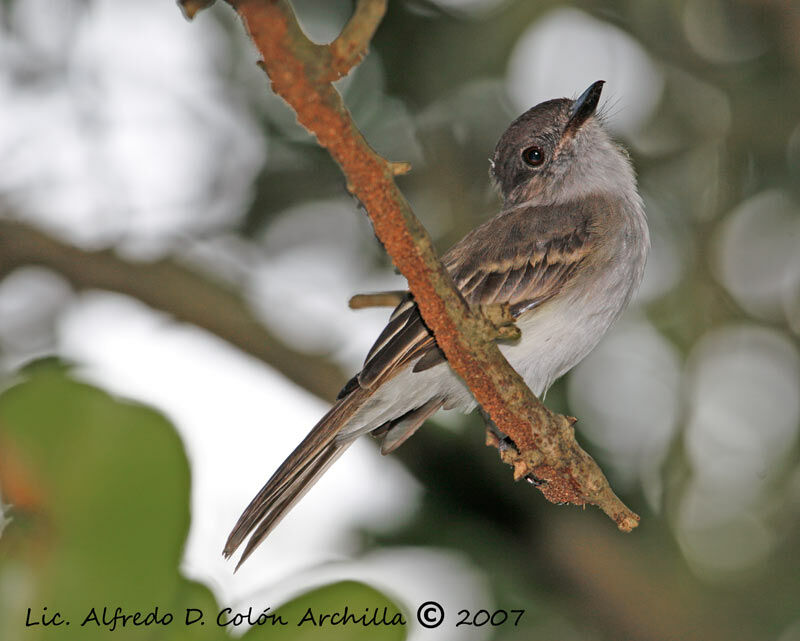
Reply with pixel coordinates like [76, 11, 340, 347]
[506, 204, 649, 396]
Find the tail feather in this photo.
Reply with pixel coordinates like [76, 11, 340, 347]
[234, 441, 350, 569]
[223, 387, 369, 563]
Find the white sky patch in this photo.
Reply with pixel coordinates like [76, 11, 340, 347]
[0, 0, 264, 254]
[506, 8, 663, 138]
[248, 198, 408, 372]
[684, 325, 800, 505]
[714, 190, 800, 325]
[568, 315, 682, 510]
[678, 325, 800, 577]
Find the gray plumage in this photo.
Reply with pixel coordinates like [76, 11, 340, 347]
[224, 81, 649, 567]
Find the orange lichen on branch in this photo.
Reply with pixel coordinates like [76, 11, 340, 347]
[220, 0, 639, 531]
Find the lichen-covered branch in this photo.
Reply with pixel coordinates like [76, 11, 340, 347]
[191, 0, 638, 531]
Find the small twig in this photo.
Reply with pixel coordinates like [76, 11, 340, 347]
[177, 0, 217, 21]
[328, 0, 386, 80]
[350, 294, 522, 341]
[388, 161, 412, 176]
[349, 290, 407, 309]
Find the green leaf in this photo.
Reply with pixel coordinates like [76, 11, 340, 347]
[0, 361, 406, 641]
[0, 361, 190, 639]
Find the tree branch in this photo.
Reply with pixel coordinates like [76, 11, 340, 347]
[0, 219, 347, 401]
[349, 290, 406, 309]
[213, 0, 638, 531]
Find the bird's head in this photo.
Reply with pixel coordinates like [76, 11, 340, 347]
[490, 81, 634, 207]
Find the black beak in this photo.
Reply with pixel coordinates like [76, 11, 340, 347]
[566, 80, 604, 132]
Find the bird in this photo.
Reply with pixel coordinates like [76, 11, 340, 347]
[224, 80, 649, 567]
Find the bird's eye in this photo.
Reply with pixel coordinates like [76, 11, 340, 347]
[521, 146, 544, 167]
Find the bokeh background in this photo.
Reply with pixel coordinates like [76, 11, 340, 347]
[1, 0, 800, 639]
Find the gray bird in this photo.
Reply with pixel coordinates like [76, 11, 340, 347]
[224, 80, 649, 567]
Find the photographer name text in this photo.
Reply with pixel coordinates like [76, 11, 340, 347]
[25, 605, 406, 632]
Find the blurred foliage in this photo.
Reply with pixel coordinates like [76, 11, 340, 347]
[0, 361, 404, 641]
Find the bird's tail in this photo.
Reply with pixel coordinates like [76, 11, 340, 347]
[223, 386, 370, 568]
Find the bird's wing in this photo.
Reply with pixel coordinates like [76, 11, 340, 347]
[357, 199, 599, 387]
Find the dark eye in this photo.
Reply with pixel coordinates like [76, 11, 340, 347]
[521, 146, 544, 167]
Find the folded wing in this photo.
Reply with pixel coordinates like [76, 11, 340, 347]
[357, 198, 600, 386]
